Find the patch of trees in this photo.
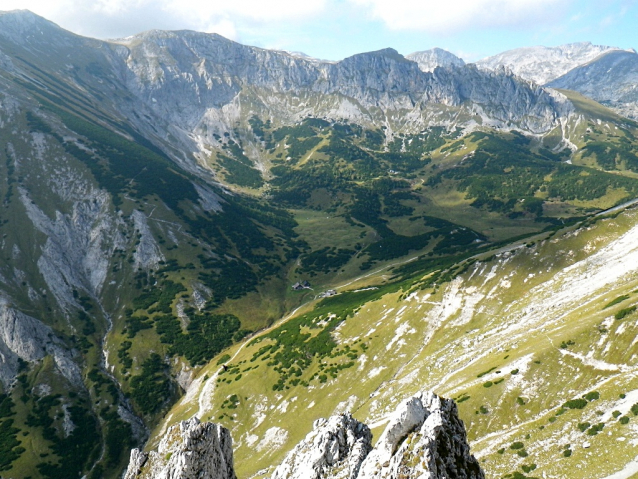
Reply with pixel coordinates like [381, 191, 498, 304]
[155, 313, 243, 366]
[42, 99, 199, 211]
[0, 395, 22, 472]
[250, 286, 392, 390]
[581, 140, 638, 171]
[129, 353, 171, 415]
[218, 154, 264, 188]
[299, 247, 355, 274]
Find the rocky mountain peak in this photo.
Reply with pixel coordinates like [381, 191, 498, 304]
[0, 9, 51, 25]
[271, 413, 372, 479]
[548, 49, 638, 119]
[476, 41, 622, 85]
[406, 48, 466, 73]
[344, 47, 409, 62]
[114, 28, 234, 51]
[356, 390, 484, 479]
[0, 9, 67, 44]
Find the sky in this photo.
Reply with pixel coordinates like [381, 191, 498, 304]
[1, 0, 637, 61]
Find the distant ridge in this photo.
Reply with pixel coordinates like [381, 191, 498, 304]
[406, 48, 466, 73]
[476, 41, 622, 85]
[549, 49, 638, 120]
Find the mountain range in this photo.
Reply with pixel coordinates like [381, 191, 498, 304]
[1, 9, 638, 479]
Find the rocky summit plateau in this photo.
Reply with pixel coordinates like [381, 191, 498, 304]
[1, 8, 638, 479]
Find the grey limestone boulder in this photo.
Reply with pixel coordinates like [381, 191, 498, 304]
[271, 413, 372, 479]
[124, 417, 236, 479]
[357, 390, 484, 479]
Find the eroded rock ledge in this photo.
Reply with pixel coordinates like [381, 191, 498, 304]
[125, 390, 484, 479]
[124, 418, 236, 479]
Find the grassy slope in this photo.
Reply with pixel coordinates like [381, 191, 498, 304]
[151, 204, 638, 479]
[140, 96, 638, 479]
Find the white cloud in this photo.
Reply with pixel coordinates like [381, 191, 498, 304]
[1, 0, 72, 19]
[164, 0, 326, 23]
[347, 0, 573, 32]
[2, 0, 327, 39]
[161, 0, 327, 39]
[200, 18, 238, 40]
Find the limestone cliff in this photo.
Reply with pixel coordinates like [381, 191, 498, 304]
[0, 10, 575, 168]
[356, 390, 483, 479]
[0, 299, 82, 388]
[271, 413, 372, 479]
[124, 418, 236, 479]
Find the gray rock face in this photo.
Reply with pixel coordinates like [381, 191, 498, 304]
[406, 48, 466, 73]
[0, 10, 576, 168]
[0, 299, 82, 388]
[117, 35, 570, 136]
[548, 50, 638, 120]
[124, 417, 236, 479]
[125, 391, 483, 479]
[476, 42, 622, 85]
[271, 413, 372, 479]
[132, 210, 164, 271]
[357, 391, 484, 479]
[274, 390, 483, 479]
[18, 183, 121, 311]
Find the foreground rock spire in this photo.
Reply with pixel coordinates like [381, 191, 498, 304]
[355, 390, 484, 479]
[124, 418, 236, 479]
[271, 413, 372, 479]
[125, 390, 484, 479]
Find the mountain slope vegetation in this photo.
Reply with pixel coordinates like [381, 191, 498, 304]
[0, 10, 638, 479]
[160, 204, 638, 479]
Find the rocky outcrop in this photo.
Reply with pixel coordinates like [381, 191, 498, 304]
[125, 391, 483, 479]
[0, 299, 82, 388]
[132, 210, 164, 271]
[271, 413, 372, 479]
[124, 417, 236, 479]
[18, 185, 121, 310]
[357, 391, 484, 479]
[406, 48, 466, 73]
[548, 50, 638, 120]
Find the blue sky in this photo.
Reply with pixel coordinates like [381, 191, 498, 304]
[3, 0, 637, 61]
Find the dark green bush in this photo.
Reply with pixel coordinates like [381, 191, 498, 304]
[563, 399, 588, 409]
[583, 391, 600, 401]
[578, 422, 591, 432]
[615, 306, 636, 320]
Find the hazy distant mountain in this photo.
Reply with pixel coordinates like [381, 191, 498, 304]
[406, 47, 465, 72]
[476, 42, 622, 85]
[280, 50, 332, 63]
[549, 49, 638, 120]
